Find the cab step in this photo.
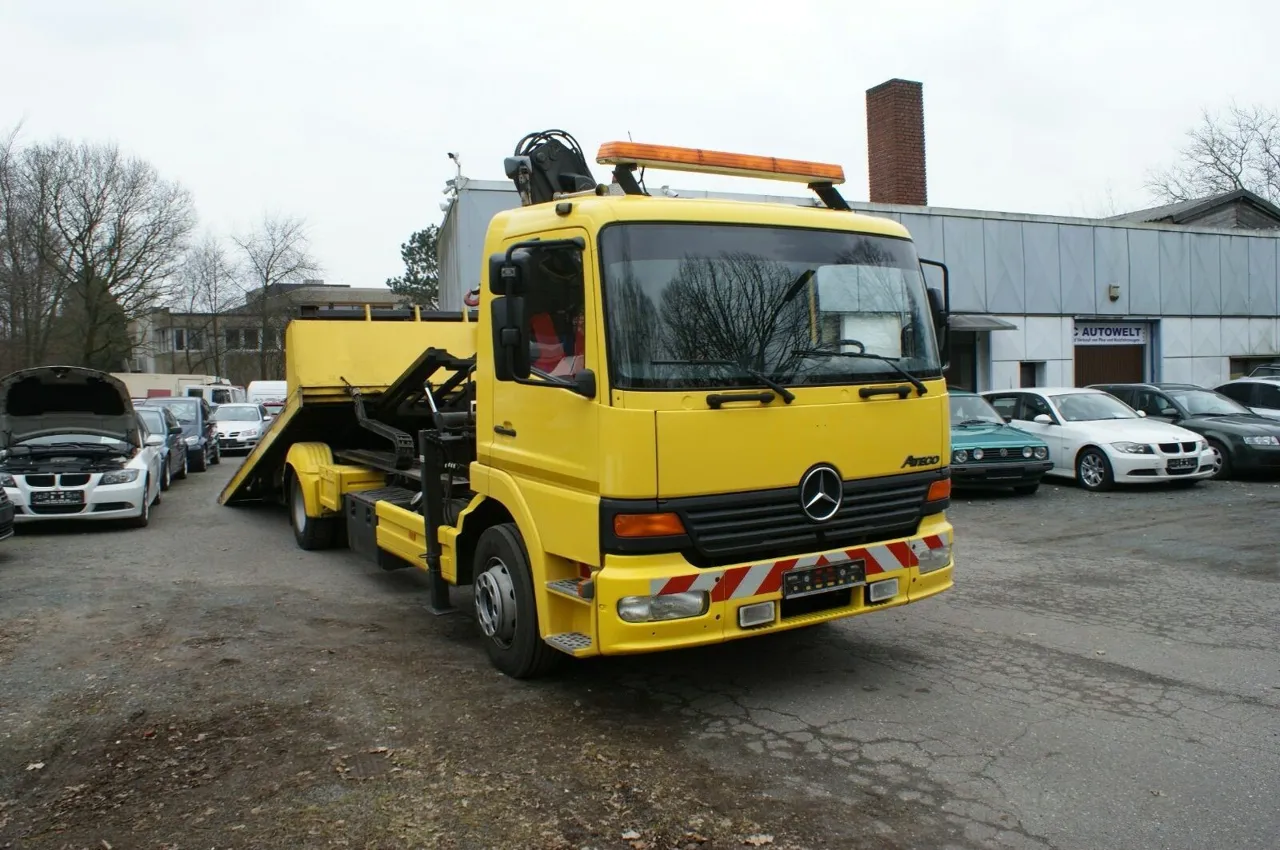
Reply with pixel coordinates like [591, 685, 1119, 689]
[545, 632, 593, 656]
[546, 578, 593, 603]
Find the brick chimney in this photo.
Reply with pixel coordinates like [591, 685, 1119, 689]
[865, 78, 927, 206]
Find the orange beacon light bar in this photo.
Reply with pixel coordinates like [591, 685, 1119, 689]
[596, 141, 846, 186]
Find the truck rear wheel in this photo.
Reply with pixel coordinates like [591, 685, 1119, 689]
[473, 523, 560, 679]
[289, 473, 335, 550]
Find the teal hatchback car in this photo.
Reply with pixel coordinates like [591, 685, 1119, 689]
[949, 390, 1053, 494]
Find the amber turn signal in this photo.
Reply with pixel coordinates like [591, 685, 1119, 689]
[613, 512, 686, 538]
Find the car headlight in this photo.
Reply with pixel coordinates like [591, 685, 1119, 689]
[184, 435, 200, 446]
[618, 591, 709, 623]
[1033, 446, 1049, 460]
[972, 448, 984, 460]
[101, 469, 140, 485]
[1111, 442, 1154, 454]
[952, 449, 968, 463]
[0, 472, 14, 487]
[1243, 435, 1280, 446]
[1021, 446, 1033, 458]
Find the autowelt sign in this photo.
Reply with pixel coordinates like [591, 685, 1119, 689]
[1073, 323, 1147, 346]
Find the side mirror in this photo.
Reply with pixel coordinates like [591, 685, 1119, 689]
[488, 250, 530, 296]
[168, 425, 182, 435]
[1160, 407, 1178, 417]
[145, 434, 164, 446]
[1136, 410, 1147, 418]
[490, 295, 529, 381]
[1033, 414, 1053, 425]
[572, 369, 597, 399]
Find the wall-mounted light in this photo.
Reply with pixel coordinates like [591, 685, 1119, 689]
[1107, 284, 1121, 302]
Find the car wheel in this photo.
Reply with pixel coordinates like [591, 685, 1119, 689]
[160, 459, 172, 491]
[127, 481, 152, 528]
[1207, 439, 1231, 479]
[191, 447, 207, 473]
[211, 442, 221, 465]
[1076, 447, 1114, 492]
[289, 472, 335, 550]
[1012, 482, 1040, 495]
[473, 523, 562, 680]
[176, 450, 189, 480]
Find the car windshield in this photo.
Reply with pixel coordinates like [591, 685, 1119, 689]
[19, 433, 129, 449]
[949, 395, 1005, 425]
[598, 223, 942, 390]
[214, 405, 259, 422]
[1166, 389, 1251, 416]
[148, 400, 199, 423]
[1051, 392, 1139, 422]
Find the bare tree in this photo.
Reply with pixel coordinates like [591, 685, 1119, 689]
[169, 232, 241, 376]
[232, 214, 320, 380]
[1147, 104, 1280, 204]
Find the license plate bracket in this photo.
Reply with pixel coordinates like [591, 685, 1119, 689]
[1167, 457, 1197, 470]
[782, 559, 866, 599]
[31, 490, 85, 506]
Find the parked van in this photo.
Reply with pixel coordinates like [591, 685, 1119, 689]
[184, 383, 245, 406]
[246, 380, 287, 417]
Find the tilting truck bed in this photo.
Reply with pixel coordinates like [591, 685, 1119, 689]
[219, 308, 477, 507]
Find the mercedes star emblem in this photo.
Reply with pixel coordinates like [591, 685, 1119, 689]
[799, 464, 843, 522]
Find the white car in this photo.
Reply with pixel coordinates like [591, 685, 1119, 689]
[212, 402, 273, 453]
[0, 366, 164, 527]
[980, 386, 1216, 491]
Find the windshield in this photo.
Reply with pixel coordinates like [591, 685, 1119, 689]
[1051, 392, 1139, 422]
[19, 433, 129, 449]
[137, 410, 166, 433]
[147, 400, 199, 424]
[949, 395, 1005, 425]
[215, 405, 259, 422]
[599, 223, 942, 390]
[1166, 389, 1250, 416]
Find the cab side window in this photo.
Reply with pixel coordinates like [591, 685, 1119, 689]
[1134, 390, 1174, 417]
[987, 395, 1020, 421]
[1022, 394, 1055, 421]
[1255, 383, 1280, 410]
[524, 246, 587, 378]
[1217, 383, 1254, 406]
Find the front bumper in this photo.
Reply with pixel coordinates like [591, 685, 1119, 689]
[590, 515, 954, 656]
[7, 480, 147, 523]
[1230, 443, 1280, 473]
[1110, 448, 1216, 482]
[952, 459, 1052, 485]
[217, 434, 260, 452]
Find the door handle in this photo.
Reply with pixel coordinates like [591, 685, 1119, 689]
[494, 424, 517, 437]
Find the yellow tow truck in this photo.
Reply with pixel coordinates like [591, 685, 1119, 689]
[220, 131, 956, 678]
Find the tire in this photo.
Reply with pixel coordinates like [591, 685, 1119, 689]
[160, 458, 172, 491]
[210, 442, 221, 465]
[1075, 447, 1114, 492]
[1207, 439, 1231, 480]
[472, 523, 561, 679]
[1012, 482, 1040, 496]
[289, 472, 335, 550]
[127, 481, 152, 528]
[176, 450, 189, 480]
[191, 447, 208, 473]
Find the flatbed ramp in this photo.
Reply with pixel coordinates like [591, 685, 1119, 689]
[219, 308, 476, 506]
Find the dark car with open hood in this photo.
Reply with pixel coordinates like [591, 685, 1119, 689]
[1090, 382, 1280, 479]
[0, 366, 164, 527]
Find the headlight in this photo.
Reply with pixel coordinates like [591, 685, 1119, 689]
[917, 540, 953, 574]
[101, 469, 140, 485]
[1110, 442, 1153, 454]
[1033, 446, 1049, 460]
[972, 448, 984, 460]
[617, 591, 709, 623]
[184, 435, 200, 446]
[0, 472, 14, 487]
[1244, 435, 1280, 446]
[952, 449, 968, 464]
[1021, 446, 1033, 458]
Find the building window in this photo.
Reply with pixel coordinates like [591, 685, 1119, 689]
[225, 329, 241, 350]
[1229, 356, 1280, 379]
[243, 328, 260, 351]
[1020, 361, 1044, 387]
[172, 328, 186, 351]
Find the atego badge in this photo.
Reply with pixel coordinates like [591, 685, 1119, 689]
[901, 454, 941, 468]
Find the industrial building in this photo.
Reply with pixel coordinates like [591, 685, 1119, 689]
[438, 79, 1280, 391]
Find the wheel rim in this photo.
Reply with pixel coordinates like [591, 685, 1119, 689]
[1209, 446, 1224, 475]
[1080, 453, 1105, 488]
[291, 481, 307, 531]
[474, 557, 517, 648]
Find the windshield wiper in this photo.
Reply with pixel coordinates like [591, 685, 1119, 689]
[955, 418, 995, 426]
[789, 348, 927, 396]
[649, 359, 795, 404]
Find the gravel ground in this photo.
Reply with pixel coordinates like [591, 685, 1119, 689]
[1, 463, 1278, 850]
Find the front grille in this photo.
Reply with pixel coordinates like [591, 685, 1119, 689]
[974, 446, 1031, 462]
[30, 504, 84, 515]
[1158, 442, 1198, 454]
[672, 470, 938, 567]
[24, 474, 55, 487]
[60, 473, 90, 486]
[1183, 441, 1197, 453]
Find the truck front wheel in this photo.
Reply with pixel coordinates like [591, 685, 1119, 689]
[473, 523, 560, 679]
[289, 472, 335, 550]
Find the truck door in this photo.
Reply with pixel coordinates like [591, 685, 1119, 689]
[487, 228, 601, 566]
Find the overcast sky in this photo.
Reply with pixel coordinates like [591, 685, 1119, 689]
[4, 0, 1278, 289]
